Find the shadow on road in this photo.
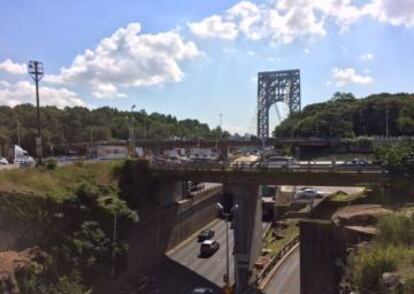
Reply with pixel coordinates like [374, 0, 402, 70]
[138, 256, 222, 294]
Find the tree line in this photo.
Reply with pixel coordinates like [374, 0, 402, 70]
[274, 92, 414, 138]
[0, 104, 229, 155]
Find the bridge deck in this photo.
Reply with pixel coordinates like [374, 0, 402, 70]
[149, 163, 388, 186]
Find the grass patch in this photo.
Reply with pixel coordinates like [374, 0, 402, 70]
[263, 219, 299, 257]
[0, 160, 124, 199]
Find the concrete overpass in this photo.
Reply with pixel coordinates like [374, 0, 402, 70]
[149, 163, 388, 187]
[143, 161, 388, 293]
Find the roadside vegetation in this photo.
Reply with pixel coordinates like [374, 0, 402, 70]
[263, 218, 299, 257]
[0, 161, 139, 293]
[341, 213, 414, 293]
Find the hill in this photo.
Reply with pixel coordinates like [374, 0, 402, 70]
[274, 92, 414, 138]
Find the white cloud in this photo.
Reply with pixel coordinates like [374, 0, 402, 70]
[361, 53, 375, 60]
[304, 48, 311, 54]
[0, 80, 85, 108]
[367, 0, 414, 26]
[188, 15, 238, 40]
[0, 59, 26, 75]
[46, 22, 200, 98]
[188, 0, 369, 44]
[332, 67, 374, 86]
[247, 50, 255, 56]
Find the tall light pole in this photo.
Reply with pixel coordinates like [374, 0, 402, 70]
[28, 60, 44, 163]
[16, 121, 21, 146]
[217, 202, 238, 292]
[130, 104, 136, 157]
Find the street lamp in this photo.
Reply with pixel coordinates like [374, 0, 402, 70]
[130, 104, 136, 157]
[28, 60, 44, 163]
[216, 202, 238, 289]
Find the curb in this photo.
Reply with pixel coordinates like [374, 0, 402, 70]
[258, 242, 300, 290]
[166, 218, 221, 256]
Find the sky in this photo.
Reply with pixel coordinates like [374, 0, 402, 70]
[1, 0, 414, 134]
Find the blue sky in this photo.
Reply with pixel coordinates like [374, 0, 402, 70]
[1, 0, 414, 134]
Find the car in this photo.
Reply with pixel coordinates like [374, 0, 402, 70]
[197, 229, 215, 242]
[262, 156, 299, 169]
[199, 239, 220, 257]
[0, 157, 9, 165]
[295, 188, 323, 200]
[191, 287, 215, 294]
[339, 158, 370, 167]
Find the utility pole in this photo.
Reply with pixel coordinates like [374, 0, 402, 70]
[385, 104, 390, 138]
[130, 104, 136, 157]
[28, 61, 44, 163]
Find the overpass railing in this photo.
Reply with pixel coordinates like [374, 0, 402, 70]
[256, 234, 300, 287]
[149, 161, 385, 173]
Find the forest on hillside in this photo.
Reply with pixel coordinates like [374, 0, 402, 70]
[0, 105, 229, 154]
[274, 92, 414, 138]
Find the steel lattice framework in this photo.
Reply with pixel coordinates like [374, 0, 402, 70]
[257, 69, 301, 141]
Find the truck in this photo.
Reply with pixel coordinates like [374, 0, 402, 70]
[7, 145, 35, 166]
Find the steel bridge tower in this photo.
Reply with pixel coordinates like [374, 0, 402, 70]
[257, 69, 301, 142]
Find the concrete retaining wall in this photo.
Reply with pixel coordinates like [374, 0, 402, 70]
[104, 184, 222, 293]
[299, 220, 346, 294]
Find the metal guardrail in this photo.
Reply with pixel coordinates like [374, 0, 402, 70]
[149, 161, 385, 174]
[256, 234, 300, 287]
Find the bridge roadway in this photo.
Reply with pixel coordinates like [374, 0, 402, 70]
[149, 163, 389, 187]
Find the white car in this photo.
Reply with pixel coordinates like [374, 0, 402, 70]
[262, 156, 299, 169]
[295, 188, 324, 200]
[0, 157, 9, 165]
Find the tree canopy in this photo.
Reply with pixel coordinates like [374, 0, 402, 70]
[274, 92, 414, 138]
[0, 105, 229, 154]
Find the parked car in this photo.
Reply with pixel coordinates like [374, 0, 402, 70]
[199, 240, 220, 257]
[0, 157, 9, 165]
[191, 287, 215, 294]
[197, 229, 215, 242]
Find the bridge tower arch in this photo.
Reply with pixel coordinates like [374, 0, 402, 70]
[257, 69, 301, 142]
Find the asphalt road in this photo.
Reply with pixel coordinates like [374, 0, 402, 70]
[144, 219, 235, 294]
[264, 246, 300, 294]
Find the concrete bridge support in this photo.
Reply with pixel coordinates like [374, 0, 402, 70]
[153, 180, 188, 205]
[229, 184, 262, 294]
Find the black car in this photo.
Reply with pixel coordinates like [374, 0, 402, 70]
[197, 229, 215, 242]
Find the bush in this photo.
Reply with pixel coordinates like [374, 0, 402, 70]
[46, 159, 58, 170]
[377, 214, 414, 246]
[349, 245, 399, 293]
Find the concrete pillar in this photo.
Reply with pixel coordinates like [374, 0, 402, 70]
[229, 184, 262, 294]
[154, 180, 185, 206]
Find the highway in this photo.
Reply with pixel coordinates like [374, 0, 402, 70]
[143, 219, 235, 293]
[264, 246, 300, 294]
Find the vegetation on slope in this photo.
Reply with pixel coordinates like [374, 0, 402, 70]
[342, 213, 414, 293]
[0, 161, 139, 293]
[274, 92, 414, 138]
